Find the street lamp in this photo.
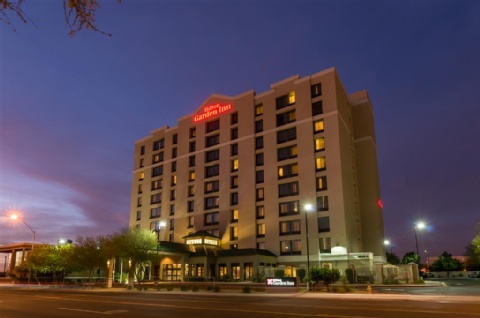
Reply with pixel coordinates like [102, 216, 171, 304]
[155, 221, 166, 281]
[384, 240, 394, 254]
[424, 250, 429, 270]
[414, 222, 425, 263]
[304, 203, 313, 291]
[10, 213, 36, 284]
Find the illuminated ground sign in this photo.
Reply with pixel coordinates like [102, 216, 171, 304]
[192, 103, 233, 122]
[265, 277, 298, 288]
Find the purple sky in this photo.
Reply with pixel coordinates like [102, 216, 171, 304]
[1, 0, 479, 263]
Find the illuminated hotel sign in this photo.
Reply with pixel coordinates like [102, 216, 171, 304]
[265, 277, 297, 287]
[192, 103, 233, 122]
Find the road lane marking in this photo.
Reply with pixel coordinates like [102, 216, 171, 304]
[59, 308, 128, 315]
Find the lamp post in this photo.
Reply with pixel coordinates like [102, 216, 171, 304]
[155, 221, 166, 281]
[304, 203, 313, 291]
[384, 240, 394, 254]
[424, 250, 429, 271]
[10, 213, 36, 284]
[414, 222, 425, 263]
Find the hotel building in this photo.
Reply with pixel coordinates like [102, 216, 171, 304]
[129, 67, 386, 281]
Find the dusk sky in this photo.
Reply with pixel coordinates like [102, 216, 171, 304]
[1, 0, 479, 265]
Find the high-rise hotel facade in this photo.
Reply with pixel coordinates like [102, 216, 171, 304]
[130, 67, 386, 281]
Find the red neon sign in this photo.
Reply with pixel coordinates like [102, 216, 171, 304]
[192, 103, 233, 122]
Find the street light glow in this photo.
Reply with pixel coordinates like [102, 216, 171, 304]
[416, 222, 426, 229]
[384, 240, 390, 245]
[304, 203, 313, 212]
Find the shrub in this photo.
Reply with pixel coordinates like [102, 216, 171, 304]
[296, 268, 306, 283]
[180, 285, 189, 291]
[167, 285, 174, 291]
[274, 269, 285, 278]
[192, 286, 199, 292]
[345, 268, 354, 284]
[251, 272, 265, 283]
[214, 286, 221, 292]
[242, 286, 251, 293]
[207, 286, 213, 291]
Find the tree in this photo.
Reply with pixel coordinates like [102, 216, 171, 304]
[72, 235, 111, 285]
[309, 267, 340, 292]
[464, 243, 480, 270]
[402, 251, 419, 264]
[430, 251, 463, 277]
[386, 252, 400, 265]
[1, 0, 121, 36]
[110, 227, 158, 287]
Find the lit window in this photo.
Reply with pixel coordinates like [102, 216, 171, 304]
[256, 188, 264, 201]
[255, 104, 263, 116]
[315, 157, 326, 171]
[189, 171, 196, 181]
[230, 226, 238, 240]
[256, 205, 265, 219]
[138, 171, 144, 180]
[315, 137, 325, 151]
[314, 120, 324, 133]
[316, 176, 328, 191]
[311, 83, 322, 98]
[231, 159, 239, 172]
[257, 224, 266, 237]
[231, 209, 239, 223]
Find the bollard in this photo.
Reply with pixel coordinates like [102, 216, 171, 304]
[367, 284, 372, 294]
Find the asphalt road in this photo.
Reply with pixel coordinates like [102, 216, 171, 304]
[375, 277, 480, 295]
[1, 288, 479, 318]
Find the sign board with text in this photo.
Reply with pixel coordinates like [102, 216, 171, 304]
[265, 277, 299, 293]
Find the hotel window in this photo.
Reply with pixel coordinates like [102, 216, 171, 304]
[231, 209, 239, 223]
[257, 224, 266, 238]
[277, 127, 296, 144]
[257, 242, 265, 249]
[170, 189, 175, 201]
[314, 119, 324, 133]
[312, 101, 323, 116]
[231, 192, 238, 205]
[315, 137, 325, 152]
[188, 216, 194, 228]
[150, 207, 161, 218]
[171, 162, 177, 172]
[255, 104, 263, 116]
[278, 163, 298, 179]
[189, 127, 196, 138]
[276, 110, 296, 127]
[280, 239, 301, 255]
[189, 170, 196, 181]
[315, 157, 326, 171]
[244, 263, 253, 280]
[311, 83, 322, 98]
[139, 158, 144, 168]
[140, 145, 145, 155]
[138, 171, 144, 180]
[138, 184, 143, 194]
[170, 204, 175, 215]
[256, 205, 265, 219]
[231, 112, 238, 125]
[320, 237, 332, 253]
[169, 219, 174, 230]
[188, 185, 195, 196]
[230, 226, 238, 240]
[206, 149, 220, 163]
[231, 175, 238, 189]
[151, 179, 162, 190]
[189, 155, 195, 167]
[255, 136, 264, 149]
[317, 196, 329, 211]
[279, 220, 301, 235]
[231, 143, 238, 156]
[256, 170, 264, 183]
[204, 212, 219, 225]
[188, 200, 194, 212]
[172, 133, 178, 145]
[206, 119, 220, 133]
[153, 139, 164, 151]
[205, 165, 219, 178]
[171, 174, 177, 186]
[153, 152, 163, 163]
[231, 159, 239, 172]
[189, 141, 196, 152]
[256, 153, 264, 166]
[278, 181, 299, 197]
[136, 211, 141, 220]
[255, 120, 263, 133]
[317, 176, 328, 191]
[279, 200, 300, 216]
[151, 193, 161, 204]
[168, 233, 174, 242]
[231, 128, 238, 140]
[277, 145, 297, 161]
[256, 188, 264, 201]
[318, 216, 330, 233]
[136, 196, 141, 207]
[152, 166, 163, 177]
[150, 221, 162, 231]
[231, 264, 240, 280]
[204, 196, 219, 209]
[206, 134, 220, 147]
[276, 91, 295, 109]
[205, 180, 219, 194]
[172, 148, 177, 158]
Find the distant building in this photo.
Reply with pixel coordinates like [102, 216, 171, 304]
[129, 67, 386, 281]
